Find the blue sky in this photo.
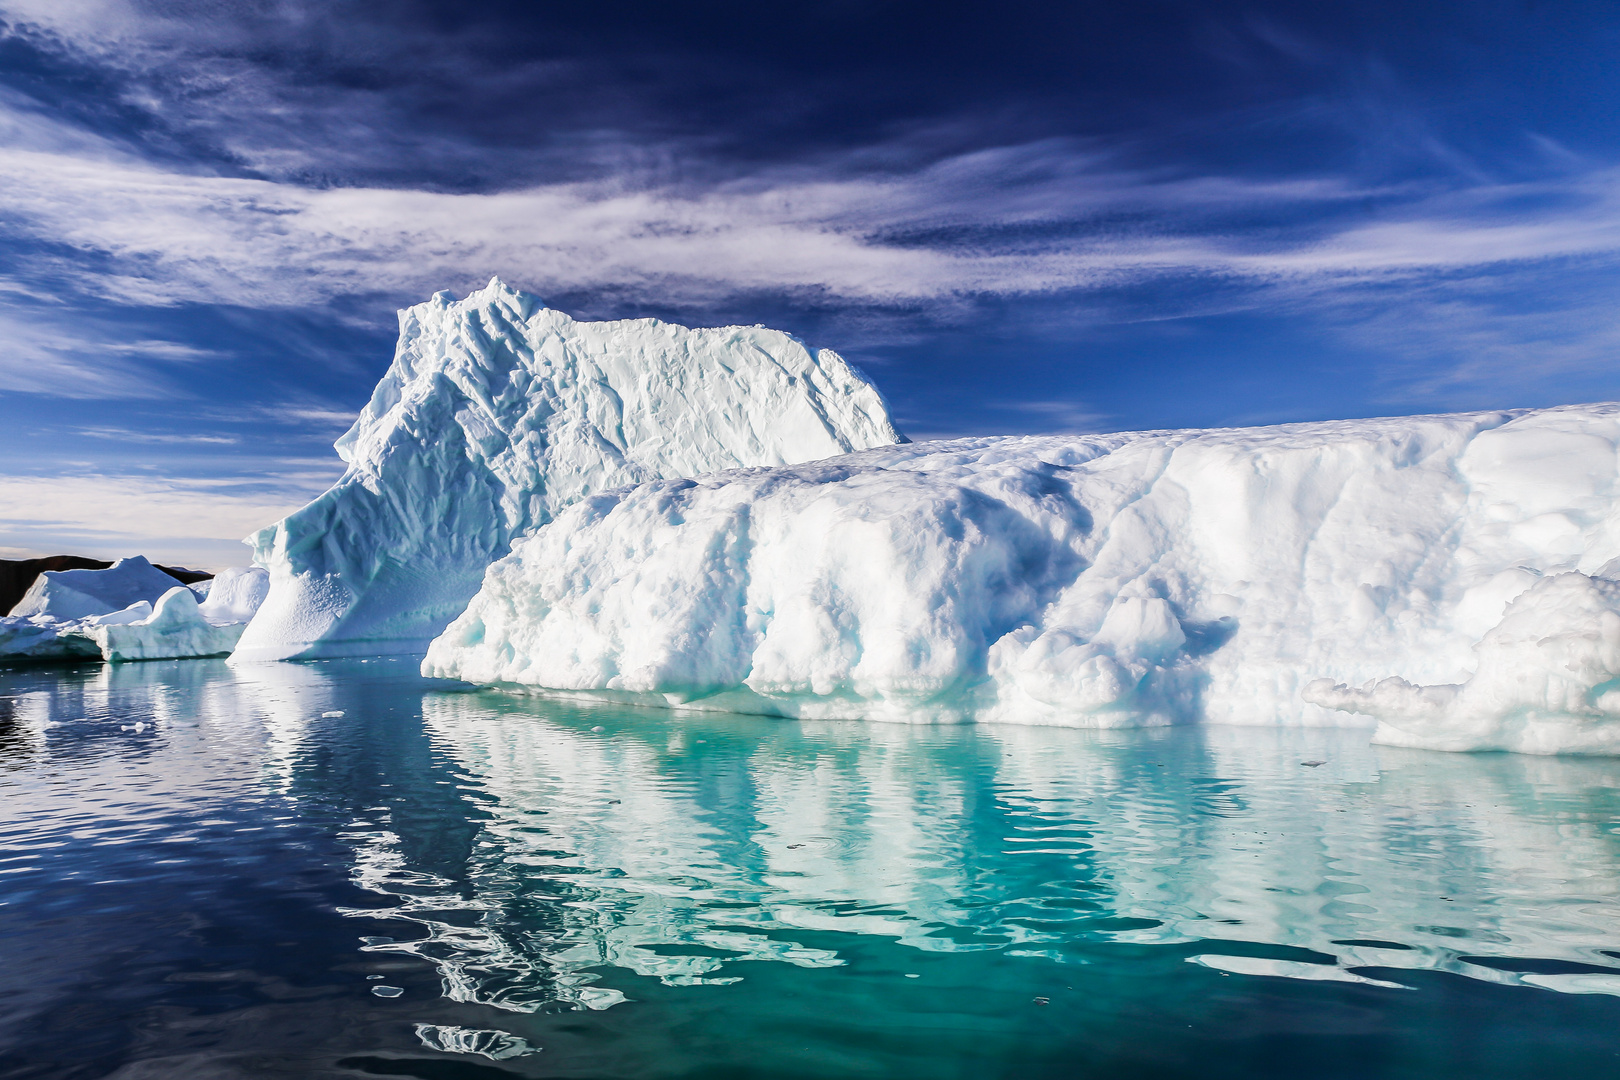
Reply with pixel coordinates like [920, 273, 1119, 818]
[3, 0, 1620, 566]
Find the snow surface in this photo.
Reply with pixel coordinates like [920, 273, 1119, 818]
[424, 402, 1620, 754]
[232, 278, 902, 662]
[198, 566, 270, 625]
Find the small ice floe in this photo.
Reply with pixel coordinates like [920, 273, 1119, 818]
[370, 985, 403, 998]
[322, 711, 345, 718]
[415, 1024, 538, 1060]
[120, 722, 148, 733]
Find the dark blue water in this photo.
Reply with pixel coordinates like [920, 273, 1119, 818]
[4, 658, 1620, 1079]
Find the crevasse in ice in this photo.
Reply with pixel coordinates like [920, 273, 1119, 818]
[423, 403, 1620, 754]
[232, 278, 902, 661]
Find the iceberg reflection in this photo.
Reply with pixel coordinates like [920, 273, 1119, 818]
[328, 692, 1620, 1012]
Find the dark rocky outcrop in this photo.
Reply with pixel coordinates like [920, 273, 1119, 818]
[0, 557, 212, 618]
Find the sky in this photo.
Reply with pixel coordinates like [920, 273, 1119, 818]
[2, 0, 1620, 567]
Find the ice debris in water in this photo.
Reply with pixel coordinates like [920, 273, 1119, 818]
[1, 561, 269, 663]
[415, 1024, 538, 1060]
[423, 402, 1620, 755]
[232, 277, 901, 662]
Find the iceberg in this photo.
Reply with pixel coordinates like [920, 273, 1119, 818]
[89, 586, 247, 663]
[0, 617, 101, 662]
[1303, 571, 1620, 754]
[424, 402, 1620, 754]
[0, 563, 270, 664]
[8, 556, 193, 621]
[232, 278, 902, 662]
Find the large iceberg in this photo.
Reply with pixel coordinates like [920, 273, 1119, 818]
[232, 279, 902, 661]
[424, 403, 1620, 754]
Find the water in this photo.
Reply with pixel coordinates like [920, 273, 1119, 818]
[4, 660, 1620, 1079]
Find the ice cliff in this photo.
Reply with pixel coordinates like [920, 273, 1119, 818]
[232, 278, 902, 661]
[424, 403, 1620, 754]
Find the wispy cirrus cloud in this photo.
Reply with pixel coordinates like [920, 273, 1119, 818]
[0, 304, 223, 398]
[71, 427, 239, 444]
[2, 112, 1619, 319]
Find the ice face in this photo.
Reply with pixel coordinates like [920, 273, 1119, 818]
[1304, 571, 1620, 753]
[197, 567, 270, 626]
[423, 403, 1620, 753]
[90, 586, 246, 663]
[232, 278, 901, 662]
[7, 556, 192, 621]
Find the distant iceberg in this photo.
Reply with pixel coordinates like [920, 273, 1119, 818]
[424, 403, 1620, 754]
[232, 278, 902, 662]
[88, 585, 247, 662]
[0, 560, 269, 663]
[9, 556, 187, 622]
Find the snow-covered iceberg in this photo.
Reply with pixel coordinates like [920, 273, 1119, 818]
[232, 278, 902, 662]
[196, 566, 272, 625]
[8, 556, 189, 621]
[89, 585, 248, 662]
[0, 562, 270, 664]
[424, 403, 1620, 754]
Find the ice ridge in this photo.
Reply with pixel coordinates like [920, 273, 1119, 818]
[232, 278, 902, 661]
[423, 403, 1620, 754]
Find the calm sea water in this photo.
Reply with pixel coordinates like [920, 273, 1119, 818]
[3, 659, 1620, 1079]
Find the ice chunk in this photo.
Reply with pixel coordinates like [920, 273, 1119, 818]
[88, 601, 155, 626]
[8, 556, 191, 621]
[0, 617, 101, 661]
[233, 278, 901, 662]
[90, 586, 246, 663]
[425, 402, 1620, 752]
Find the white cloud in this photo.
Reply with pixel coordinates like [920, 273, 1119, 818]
[71, 427, 239, 444]
[2, 93, 1619, 321]
[0, 469, 340, 569]
[0, 306, 206, 398]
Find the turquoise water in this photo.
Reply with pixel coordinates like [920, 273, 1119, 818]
[4, 660, 1620, 1078]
